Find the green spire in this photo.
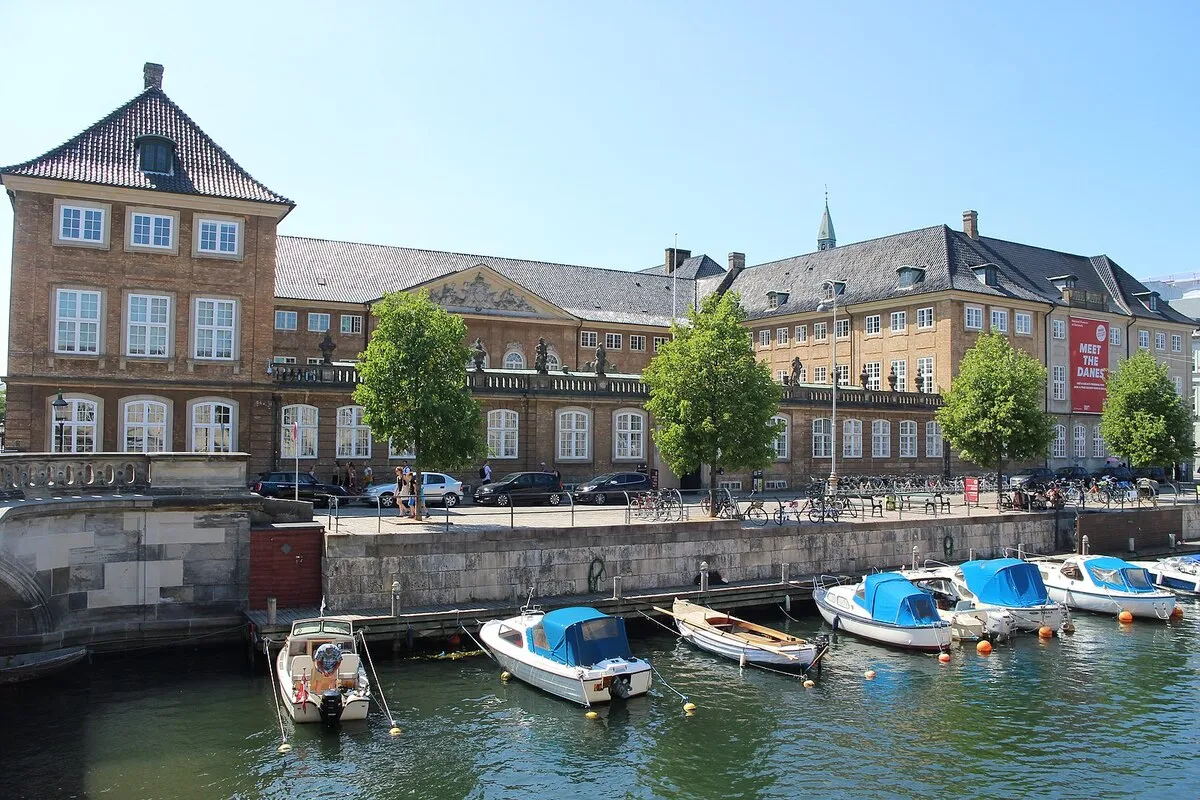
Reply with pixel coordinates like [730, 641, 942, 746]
[817, 190, 836, 251]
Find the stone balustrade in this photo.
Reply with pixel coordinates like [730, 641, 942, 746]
[271, 364, 361, 388]
[0, 452, 250, 495]
[786, 385, 943, 408]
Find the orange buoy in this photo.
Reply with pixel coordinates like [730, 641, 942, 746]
[1170, 606, 1183, 619]
[938, 652, 951, 664]
[1038, 626, 1054, 639]
[976, 640, 993, 655]
[1118, 610, 1134, 624]
[863, 670, 877, 680]
[803, 679, 815, 688]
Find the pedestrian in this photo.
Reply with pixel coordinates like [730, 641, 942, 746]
[480, 459, 492, 485]
[539, 461, 548, 472]
[396, 467, 410, 516]
[406, 470, 419, 518]
[332, 460, 343, 487]
[362, 464, 373, 487]
[307, 465, 317, 481]
[347, 462, 358, 495]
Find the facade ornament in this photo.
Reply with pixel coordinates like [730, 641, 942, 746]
[790, 357, 803, 387]
[471, 338, 487, 372]
[535, 337, 549, 374]
[319, 332, 336, 365]
[594, 343, 607, 377]
[860, 365, 870, 390]
[915, 365, 924, 393]
[887, 365, 898, 392]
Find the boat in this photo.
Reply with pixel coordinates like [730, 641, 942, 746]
[928, 558, 1068, 632]
[1130, 554, 1200, 596]
[897, 566, 1015, 641]
[813, 573, 952, 652]
[479, 606, 651, 706]
[0, 646, 88, 685]
[1033, 555, 1176, 619]
[655, 598, 819, 668]
[274, 616, 371, 724]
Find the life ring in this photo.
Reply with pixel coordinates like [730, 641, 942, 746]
[313, 643, 343, 676]
[942, 534, 954, 559]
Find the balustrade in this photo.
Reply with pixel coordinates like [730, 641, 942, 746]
[0, 452, 250, 495]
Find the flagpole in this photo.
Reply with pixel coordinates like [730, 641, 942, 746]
[671, 232, 678, 322]
[293, 421, 300, 501]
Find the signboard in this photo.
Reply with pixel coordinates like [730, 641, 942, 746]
[1069, 317, 1109, 413]
[964, 477, 979, 504]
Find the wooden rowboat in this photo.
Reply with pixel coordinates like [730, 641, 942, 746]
[656, 598, 818, 669]
[0, 646, 88, 685]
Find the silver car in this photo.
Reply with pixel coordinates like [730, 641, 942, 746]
[362, 472, 463, 508]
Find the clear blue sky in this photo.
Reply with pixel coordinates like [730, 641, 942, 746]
[1, 1, 1198, 371]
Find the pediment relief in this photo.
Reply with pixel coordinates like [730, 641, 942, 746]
[422, 266, 572, 319]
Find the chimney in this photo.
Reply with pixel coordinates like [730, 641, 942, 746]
[144, 62, 164, 91]
[963, 209, 979, 240]
[728, 252, 745, 276]
[664, 247, 691, 274]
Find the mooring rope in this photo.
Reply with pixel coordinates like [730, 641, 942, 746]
[265, 641, 291, 752]
[460, 623, 496, 661]
[357, 630, 398, 730]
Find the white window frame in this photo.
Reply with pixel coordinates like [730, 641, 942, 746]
[55, 200, 109, 248]
[990, 308, 1008, 333]
[557, 408, 590, 460]
[843, 419, 862, 458]
[1052, 319, 1066, 340]
[1073, 424, 1087, 458]
[1172, 333, 1182, 353]
[629, 335, 646, 352]
[777, 327, 789, 346]
[917, 356, 935, 394]
[614, 409, 646, 460]
[1015, 311, 1032, 336]
[194, 297, 237, 360]
[275, 310, 297, 330]
[1156, 331, 1167, 351]
[1110, 326, 1122, 347]
[777, 370, 789, 385]
[195, 216, 240, 256]
[487, 409, 519, 459]
[189, 399, 236, 453]
[835, 364, 850, 386]
[129, 210, 174, 250]
[341, 315, 363, 335]
[814, 365, 828, 384]
[926, 421, 943, 458]
[653, 336, 668, 353]
[306, 357, 323, 365]
[1138, 330, 1150, 350]
[1093, 426, 1105, 458]
[281, 404, 319, 459]
[122, 397, 169, 453]
[503, 350, 525, 370]
[1052, 365, 1067, 401]
[1052, 425, 1067, 459]
[965, 305, 983, 331]
[759, 330, 771, 348]
[890, 311, 907, 333]
[336, 405, 372, 459]
[51, 395, 100, 453]
[814, 322, 828, 342]
[770, 415, 789, 460]
[126, 293, 170, 357]
[916, 307, 934, 330]
[864, 362, 881, 391]
[274, 356, 297, 364]
[308, 312, 331, 333]
[899, 420, 917, 458]
[890, 359, 907, 392]
[865, 315, 881, 335]
[55, 288, 102, 355]
[835, 318, 850, 340]
[871, 420, 891, 458]
[812, 418, 831, 458]
[794, 325, 808, 343]
[1173, 375, 1183, 395]
[605, 333, 622, 351]
[581, 331, 598, 348]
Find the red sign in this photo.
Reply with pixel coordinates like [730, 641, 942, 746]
[1069, 317, 1109, 413]
[964, 477, 979, 504]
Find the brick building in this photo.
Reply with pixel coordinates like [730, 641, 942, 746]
[1, 65, 1193, 491]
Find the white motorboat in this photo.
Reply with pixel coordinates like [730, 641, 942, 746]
[275, 617, 371, 724]
[813, 573, 952, 652]
[479, 606, 651, 707]
[1034, 555, 1176, 619]
[1130, 554, 1200, 597]
[898, 566, 1015, 641]
[657, 598, 819, 669]
[928, 558, 1068, 632]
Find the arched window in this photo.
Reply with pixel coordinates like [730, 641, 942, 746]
[336, 406, 371, 459]
[812, 418, 831, 458]
[503, 350, 525, 370]
[557, 408, 590, 460]
[926, 421, 943, 458]
[123, 398, 168, 452]
[1093, 426, 1106, 458]
[281, 404, 318, 459]
[546, 352, 561, 371]
[1073, 424, 1087, 459]
[389, 440, 415, 460]
[487, 409, 519, 459]
[899, 420, 917, 458]
[52, 395, 99, 453]
[770, 415, 789, 460]
[191, 400, 235, 453]
[843, 419, 862, 458]
[871, 420, 891, 458]
[1052, 424, 1067, 459]
[614, 410, 645, 460]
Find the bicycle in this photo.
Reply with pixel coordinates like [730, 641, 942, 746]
[807, 494, 842, 523]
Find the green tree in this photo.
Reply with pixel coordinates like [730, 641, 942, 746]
[1100, 350, 1194, 469]
[935, 332, 1054, 506]
[643, 291, 783, 516]
[353, 290, 486, 520]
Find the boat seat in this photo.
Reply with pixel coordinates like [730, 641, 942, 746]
[338, 653, 361, 685]
[291, 655, 315, 682]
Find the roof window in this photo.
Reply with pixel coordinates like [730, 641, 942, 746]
[970, 264, 998, 287]
[896, 265, 925, 288]
[767, 291, 789, 310]
[1132, 291, 1159, 312]
[138, 136, 175, 175]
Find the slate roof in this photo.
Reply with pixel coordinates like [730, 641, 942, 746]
[638, 254, 726, 280]
[0, 88, 292, 206]
[276, 236, 697, 325]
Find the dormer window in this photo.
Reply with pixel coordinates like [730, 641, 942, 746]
[1132, 291, 1159, 312]
[971, 264, 998, 287]
[896, 265, 925, 289]
[766, 291, 789, 311]
[138, 136, 175, 175]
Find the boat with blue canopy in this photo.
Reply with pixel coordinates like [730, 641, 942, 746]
[813, 572, 951, 651]
[1035, 554, 1176, 619]
[935, 558, 1067, 632]
[479, 605, 652, 707]
[1130, 553, 1200, 597]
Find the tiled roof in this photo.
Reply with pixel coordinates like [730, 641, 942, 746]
[639, 254, 726, 280]
[276, 236, 697, 325]
[0, 88, 292, 206]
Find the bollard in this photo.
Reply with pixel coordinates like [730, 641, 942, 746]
[391, 580, 401, 616]
[267, 597, 277, 625]
[781, 562, 789, 585]
[1128, 537, 1136, 553]
[699, 560, 710, 593]
[612, 575, 622, 600]
[969, 548, 976, 561]
[1082, 534, 1090, 555]
[1017, 542, 1025, 560]
[1169, 533, 1177, 550]
[911, 546, 919, 570]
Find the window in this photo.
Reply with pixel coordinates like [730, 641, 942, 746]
[1093, 426, 1105, 457]
[653, 336, 668, 353]
[55, 289, 101, 354]
[557, 409, 589, 459]
[1015, 312, 1032, 335]
[1156, 332, 1167, 351]
[130, 212, 173, 249]
[52, 396, 98, 453]
[1138, 330, 1150, 350]
[1052, 365, 1066, 401]
[389, 440, 416, 460]
[1172, 334, 1182, 353]
[777, 370, 789, 385]
[127, 294, 169, 357]
[835, 364, 850, 385]
[614, 411, 645, 459]
[1052, 425, 1067, 458]
[814, 323, 827, 342]
[336, 406, 372, 459]
[306, 357, 323, 365]
[274, 356, 296, 364]
[605, 333, 622, 351]
[281, 404, 318, 459]
[890, 359, 907, 392]
[59, 204, 105, 243]
[275, 311, 297, 330]
[487, 410, 519, 458]
[965, 305, 983, 330]
[770, 415, 789, 459]
[777, 328, 789, 346]
[1051, 319, 1066, 340]
[546, 352, 560, 371]
[843, 419, 862, 458]
[581, 331, 598, 348]
[759, 330, 771, 348]
[123, 399, 167, 453]
[194, 298, 236, 359]
[917, 307, 934, 329]
[629, 335, 646, 352]
[917, 356, 935, 393]
[794, 364, 807, 383]
[341, 315, 363, 335]
[718, 480, 743, 492]
[864, 315, 881, 335]
[1073, 424, 1087, 458]
[864, 362, 881, 391]
[871, 420, 890, 458]
[1173, 375, 1183, 395]
[503, 350, 525, 370]
[794, 325, 808, 343]
[812, 418, 831, 458]
[1110, 326, 1122, 347]
[836, 318, 850, 339]
[139, 138, 174, 174]
[926, 421, 943, 458]
[308, 313, 331, 333]
[990, 309, 1008, 333]
[890, 311, 907, 333]
[197, 218, 239, 255]
[899, 421, 917, 458]
[191, 401, 234, 453]
[764, 480, 788, 491]
[814, 366, 828, 384]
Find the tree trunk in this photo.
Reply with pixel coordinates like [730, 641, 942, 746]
[708, 461, 719, 519]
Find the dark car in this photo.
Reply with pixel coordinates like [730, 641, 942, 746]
[573, 472, 652, 505]
[251, 472, 349, 506]
[1054, 466, 1090, 482]
[1092, 465, 1134, 483]
[1006, 467, 1055, 490]
[473, 472, 564, 506]
[1132, 466, 1168, 482]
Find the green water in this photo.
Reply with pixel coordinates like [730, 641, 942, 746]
[2, 603, 1197, 799]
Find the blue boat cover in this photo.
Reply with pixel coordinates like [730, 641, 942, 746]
[853, 573, 942, 626]
[527, 607, 633, 667]
[959, 559, 1049, 607]
[1084, 556, 1155, 593]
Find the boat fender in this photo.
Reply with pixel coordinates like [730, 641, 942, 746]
[942, 534, 954, 559]
[830, 616, 840, 642]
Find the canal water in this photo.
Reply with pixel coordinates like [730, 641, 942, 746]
[2, 603, 1197, 800]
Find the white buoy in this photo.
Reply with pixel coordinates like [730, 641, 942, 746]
[278, 743, 292, 754]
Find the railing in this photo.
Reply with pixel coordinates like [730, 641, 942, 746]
[0, 452, 250, 495]
[785, 386, 943, 408]
[271, 365, 362, 387]
[466, 371, 650, 396]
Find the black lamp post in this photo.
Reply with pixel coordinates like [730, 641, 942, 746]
[51, 390, 69, 453]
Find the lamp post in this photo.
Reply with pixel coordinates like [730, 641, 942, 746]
[51, 390, 69, 453]
[816, 281, 846, 489]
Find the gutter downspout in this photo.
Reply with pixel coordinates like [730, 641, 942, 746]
[1043, 300, 1056, 468]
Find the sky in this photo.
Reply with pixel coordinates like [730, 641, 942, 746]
[1, 1, 1198, 372]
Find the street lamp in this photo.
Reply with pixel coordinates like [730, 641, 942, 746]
[51, 390, 69, 453]
[816, 281, 846, 489]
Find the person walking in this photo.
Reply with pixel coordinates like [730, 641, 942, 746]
[307, 465, 317, 481]
[347, 462, 358, 495]
[480, 460, 492, 485]
[362, 464, 373, 488]
[395, 466, 410, 516]
[332, 461, 343, 487]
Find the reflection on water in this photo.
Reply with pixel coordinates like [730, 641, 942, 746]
[1, 602, 1197, 799]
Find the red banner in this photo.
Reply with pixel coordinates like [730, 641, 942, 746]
[1070, 317, 1108, 413]
[964, 477, 979, 504]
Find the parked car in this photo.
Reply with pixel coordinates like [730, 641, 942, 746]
[362, 472, 463, 508]
[573, 472, 652, 504]
[474, 472, 564, 506]
[1006, 467, 1055, 490]
[1132, 466, 1168, 482]
[251, 472, 349, 507]
[1092, 465, 1134, 483]
[1054, 466, 1090, 482]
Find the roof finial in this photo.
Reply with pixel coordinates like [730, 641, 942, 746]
[824, 184, 829, 206]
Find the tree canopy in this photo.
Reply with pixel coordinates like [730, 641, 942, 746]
[1100, 350, 1194, 469]
[936, 332, 1054, 500]
[353, 290, 486, 519]
[643, 291, 783, 515]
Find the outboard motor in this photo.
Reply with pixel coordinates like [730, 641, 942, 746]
[609, 674, 633, 700]
[318, 689, 344, 724]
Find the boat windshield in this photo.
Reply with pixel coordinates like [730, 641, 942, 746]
[1086, 558, 1156, 593]
[1122, 568, 1153, 590]
[292, 620, 353, 636]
